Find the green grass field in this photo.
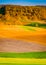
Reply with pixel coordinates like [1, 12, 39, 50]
[0, 52, 46, 65]
[0, 52, 46, 58]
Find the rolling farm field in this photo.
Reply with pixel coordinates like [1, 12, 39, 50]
[0, 4, 46, 65]
[0, 25, 46, 45]
[0, 25, 46, 65]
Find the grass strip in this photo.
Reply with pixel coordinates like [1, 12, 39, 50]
[0, 52, 46, 58]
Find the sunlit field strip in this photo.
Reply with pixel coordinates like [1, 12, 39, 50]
[0, 58, 46, 64]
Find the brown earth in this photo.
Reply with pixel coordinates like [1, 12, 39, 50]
[0, 38, 46, 52]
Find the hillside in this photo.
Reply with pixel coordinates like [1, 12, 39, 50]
[0, 5, 46, 25]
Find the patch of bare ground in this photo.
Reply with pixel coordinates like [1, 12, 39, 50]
[0, 38, 46, 52]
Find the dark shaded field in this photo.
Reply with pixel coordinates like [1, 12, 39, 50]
[26, 22, 46, 28]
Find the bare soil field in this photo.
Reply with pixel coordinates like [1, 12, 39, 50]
[0, 38, 46, 52]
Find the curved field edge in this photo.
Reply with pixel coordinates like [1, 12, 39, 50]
[0, 52, 46, 58]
